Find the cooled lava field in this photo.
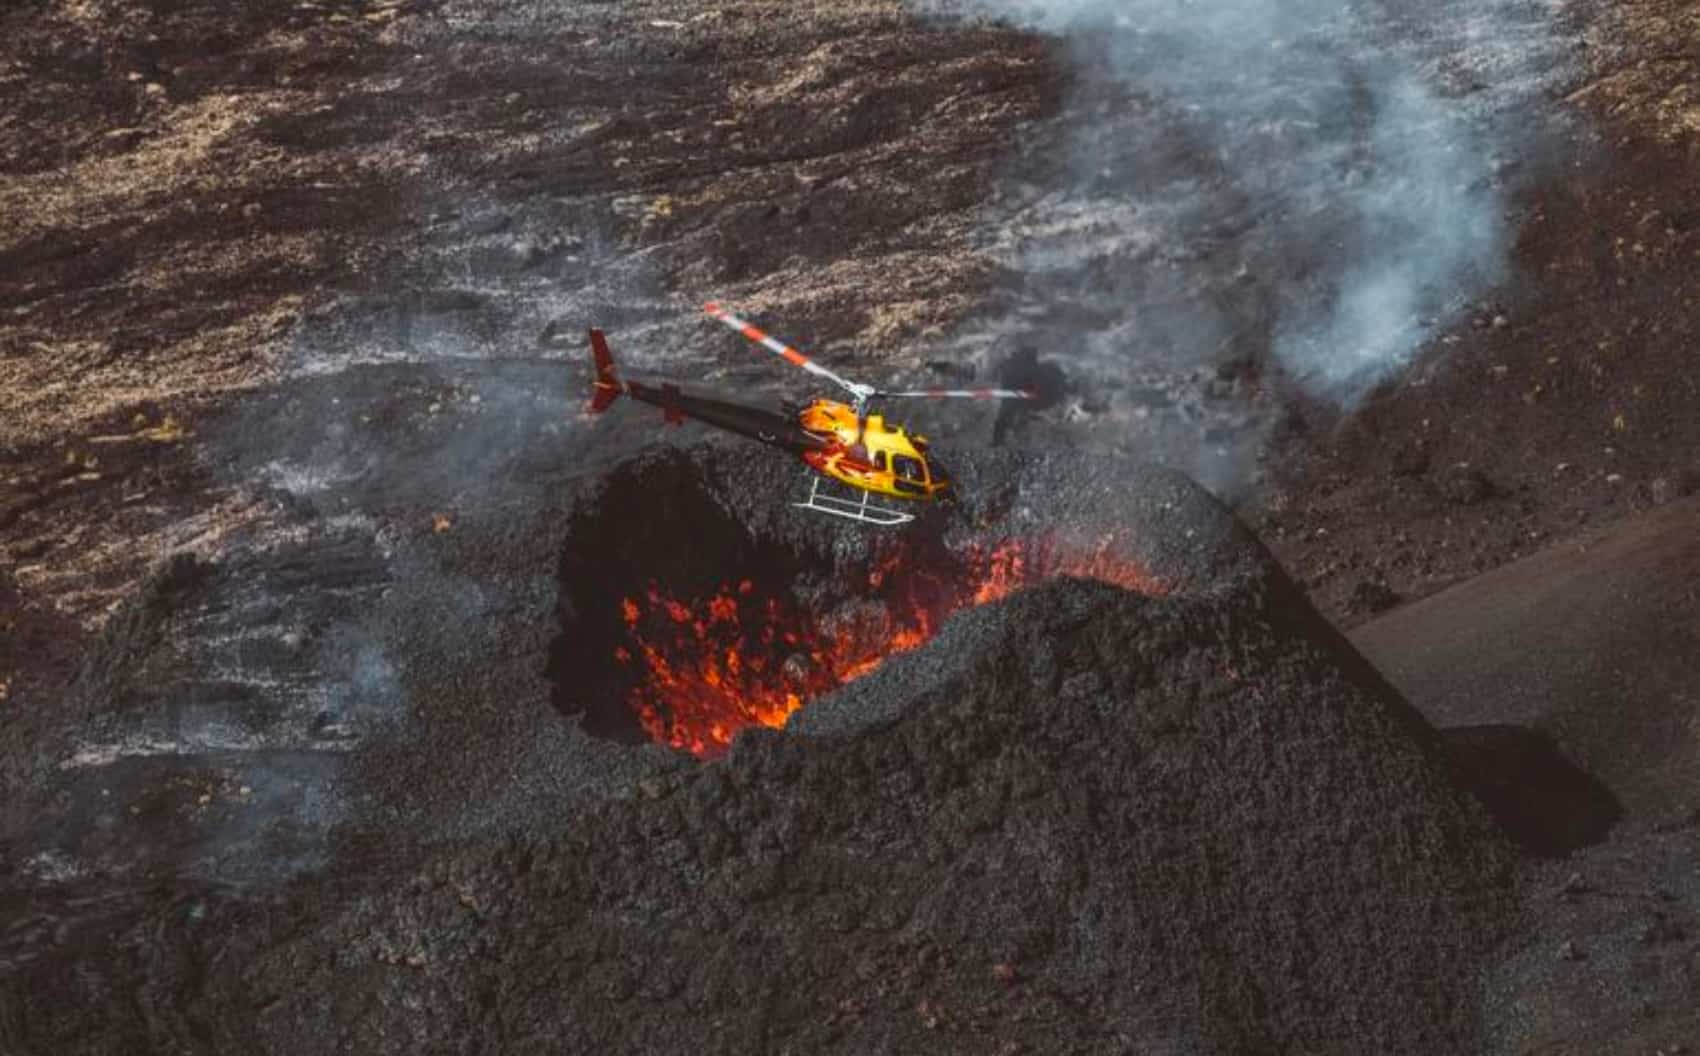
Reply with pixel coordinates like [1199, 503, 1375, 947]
[4, 0, 1700, 1052]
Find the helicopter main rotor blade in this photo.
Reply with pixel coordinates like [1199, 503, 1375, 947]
[703, 302, 871, 401]
[875, 388, 1037, 400]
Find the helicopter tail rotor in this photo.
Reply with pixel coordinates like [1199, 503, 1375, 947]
[587, 328, 624, 413]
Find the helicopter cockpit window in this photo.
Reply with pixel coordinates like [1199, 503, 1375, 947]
[891, 455, 926, 483]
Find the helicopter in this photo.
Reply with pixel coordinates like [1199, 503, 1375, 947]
[586, 302, 1035, 526]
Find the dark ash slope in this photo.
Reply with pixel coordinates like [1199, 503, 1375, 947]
[10, 573, 1514, 1055]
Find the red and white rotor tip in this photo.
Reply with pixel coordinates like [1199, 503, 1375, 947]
[702, 300, 1035, 403]
[701, 300, 866, 396]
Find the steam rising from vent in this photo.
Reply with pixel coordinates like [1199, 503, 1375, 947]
[926, 0, 1570, 478]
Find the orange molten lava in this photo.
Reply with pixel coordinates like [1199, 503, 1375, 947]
[615, 538, 1161, 757]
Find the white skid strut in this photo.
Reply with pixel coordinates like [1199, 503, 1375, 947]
[792, 472, 914, 527]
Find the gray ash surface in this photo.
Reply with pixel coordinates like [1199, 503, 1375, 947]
[8, 536, 1516, 1055]
[254, 582, 1512, 1056]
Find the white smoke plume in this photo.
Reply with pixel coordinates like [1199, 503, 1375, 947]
[925, 0, 1573, 487]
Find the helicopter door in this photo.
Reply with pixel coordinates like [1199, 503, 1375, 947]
[890, 454, 928, 495]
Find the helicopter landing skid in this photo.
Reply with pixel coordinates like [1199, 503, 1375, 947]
[793, 473, 914, 528]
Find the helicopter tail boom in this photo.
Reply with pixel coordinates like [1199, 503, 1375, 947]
[585, 327, 825, 452]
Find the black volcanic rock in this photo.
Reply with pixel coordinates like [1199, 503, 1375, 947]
[228, 579, 1511, 1056]
[3, 441, 1515, 1055]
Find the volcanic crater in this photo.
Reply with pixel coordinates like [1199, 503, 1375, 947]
[544, 444, 1236, 757]
[237, 450, 1524, 1055]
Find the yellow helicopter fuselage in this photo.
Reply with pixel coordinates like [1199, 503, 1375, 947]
[796, 398, 946, 501]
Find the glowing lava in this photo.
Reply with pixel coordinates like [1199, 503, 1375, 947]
[614, 537, 1161, 757]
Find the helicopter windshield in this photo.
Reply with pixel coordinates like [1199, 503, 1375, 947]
[891, 454, 926, 483]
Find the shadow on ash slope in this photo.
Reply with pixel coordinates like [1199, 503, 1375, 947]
[923, 0, 1578, 493]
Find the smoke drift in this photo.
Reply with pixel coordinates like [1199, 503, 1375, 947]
[929, 0, 1570, 484]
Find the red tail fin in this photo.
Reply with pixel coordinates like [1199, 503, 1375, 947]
[587, 328, 622, 413]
